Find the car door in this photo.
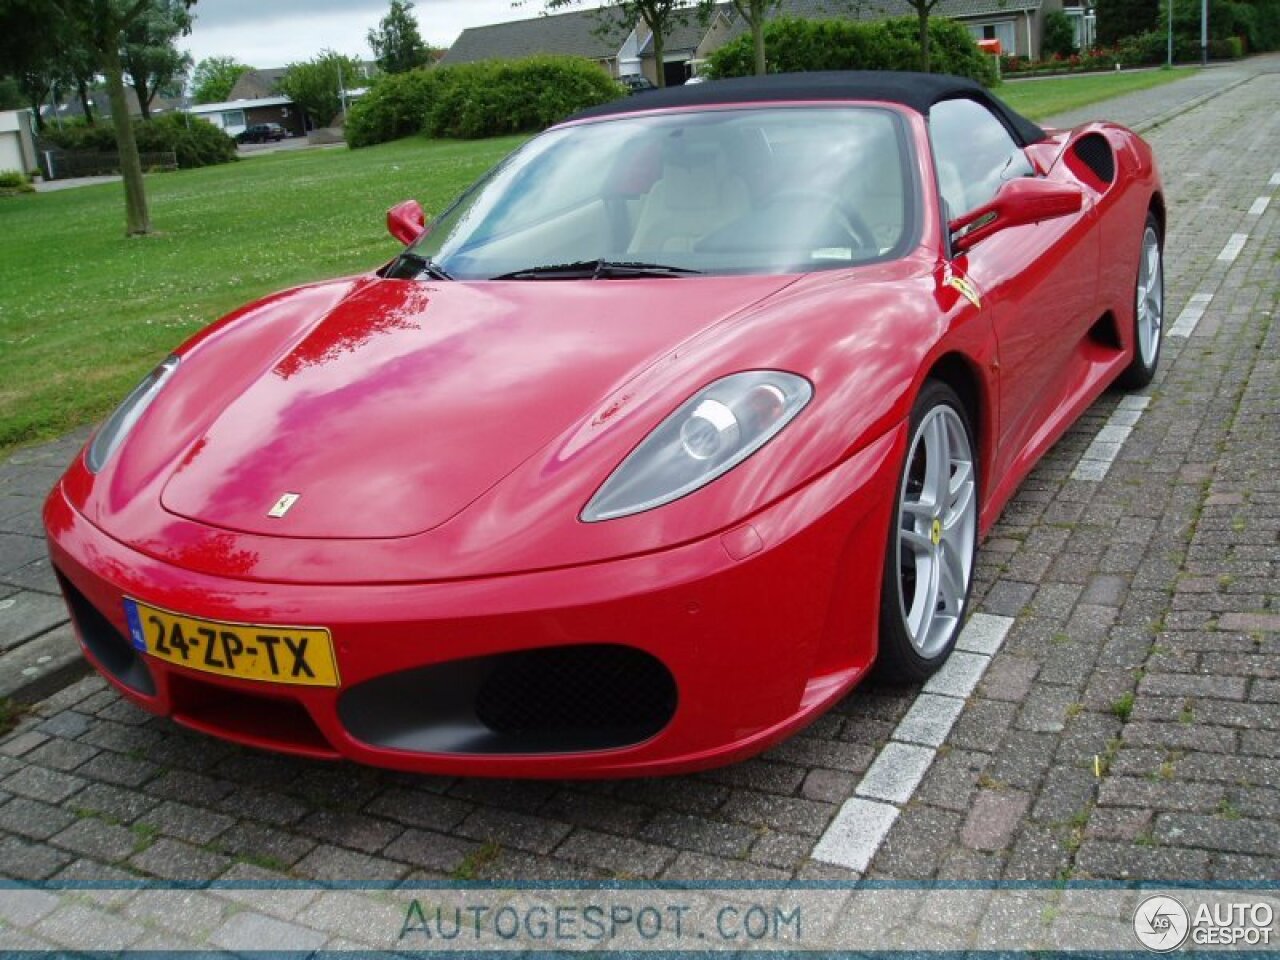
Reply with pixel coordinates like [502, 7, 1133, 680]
[929, 97, 1099, 483]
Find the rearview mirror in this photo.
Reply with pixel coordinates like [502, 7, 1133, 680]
[387, 199, 427, 246]
[949, 178, 1084, 254]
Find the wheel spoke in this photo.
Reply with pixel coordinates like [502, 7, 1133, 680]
[902, 498, 934, 521]
[944, 476, 974, 531]
[924, 416, 950, 513]
[912, 550, 941, 642]
[901, 526, 933, 556]
[938, 542, 966, 614]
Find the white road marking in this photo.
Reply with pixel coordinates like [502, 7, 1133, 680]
[1248, 196, 1271, 217]
[856, 742, 937, 804]
[811, 614, 1014, 873]
[1168, 292, 1213, 338]
[1070, 395, 1150, 482]
[812, 798, 898, 873]
[1217, 233, 1248, 262]
[1271, 171, 1280, 187]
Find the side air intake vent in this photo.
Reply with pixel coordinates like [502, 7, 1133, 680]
[1072, 133, 1115, 184]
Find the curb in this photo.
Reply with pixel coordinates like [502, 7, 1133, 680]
[1132, 72, 1256, 134]
[0, 623, 89, 706]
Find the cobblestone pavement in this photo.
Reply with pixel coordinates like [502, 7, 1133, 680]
[0, 59, 1277, 905]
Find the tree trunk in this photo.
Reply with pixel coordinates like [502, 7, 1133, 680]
[918, 5, 931, 71]
[78, 78, 95, 125]
[752, 17, 766, 74]
[102, 42, 151, 235]
[652, 25, 666, 87]
[131, 75, 152, 120]
[29, 93, 46, 132]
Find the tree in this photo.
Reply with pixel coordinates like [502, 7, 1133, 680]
[368, 0, 431, 74]
[543, 0, 704, 88]
[905, 0, 943, 69]
[121, 0, 193, 119]
[705, 0, 781, 74]
[0, 0, 69, 130]
[278, 50, 364, 127]
[1041, 9, 1076, 56]
[0, 75, 23, 110]
[1095, 0, 1158, 44]
[191, 55, 251, 103]
[48, 0, 198, 234]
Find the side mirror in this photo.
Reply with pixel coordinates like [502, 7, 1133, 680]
[387, 199, 427, 246]
[949, 178, 1084, 254]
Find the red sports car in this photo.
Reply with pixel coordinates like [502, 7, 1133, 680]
[45, 72, 1164, 777]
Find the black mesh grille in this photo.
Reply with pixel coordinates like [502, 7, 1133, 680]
[339, 644, 677, 755]
[475, 645, 676, 738]
[1073, 133, 1115, 184]
[56, 572, 155, 695]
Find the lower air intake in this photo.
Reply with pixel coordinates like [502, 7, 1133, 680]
[339, 644, 677, 755]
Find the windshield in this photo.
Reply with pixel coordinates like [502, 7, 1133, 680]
[409, 107, 916, 280]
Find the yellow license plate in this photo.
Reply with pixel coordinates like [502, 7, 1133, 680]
[123, 598, 339, 687]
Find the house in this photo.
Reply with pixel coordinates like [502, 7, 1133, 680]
[442, 6, 634, 75]
[0, 109, 37, 174]
[186, 96, 306, 138]
[226, 68, 289, 102]
[443, 0, 1060, 84]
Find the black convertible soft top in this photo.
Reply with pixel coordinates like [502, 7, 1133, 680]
[569, 70, 1047, 146]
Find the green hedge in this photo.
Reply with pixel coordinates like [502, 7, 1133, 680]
[705, 16, 998, 86]
[42, 114, 237, 169]
[347, 55, 624, 148]
[345, 69, 438, 147]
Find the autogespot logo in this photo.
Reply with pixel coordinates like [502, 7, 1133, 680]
[1133, 895, 1190, 952]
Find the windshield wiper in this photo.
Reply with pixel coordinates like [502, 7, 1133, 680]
[390, 251, 453, 281]
[490, 259, 703, 281]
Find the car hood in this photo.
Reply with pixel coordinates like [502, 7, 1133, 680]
[158, 275, 795, 539]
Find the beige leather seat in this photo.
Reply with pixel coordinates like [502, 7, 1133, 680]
[628, 138, 750, 255]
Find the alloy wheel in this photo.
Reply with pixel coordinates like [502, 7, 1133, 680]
[896, 405, 977, 659]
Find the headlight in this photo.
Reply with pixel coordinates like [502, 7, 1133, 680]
[582, 370, 812, 522]
[85, 355, 180, 474]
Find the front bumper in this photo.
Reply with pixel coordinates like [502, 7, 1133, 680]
[45, 428, 902, 778]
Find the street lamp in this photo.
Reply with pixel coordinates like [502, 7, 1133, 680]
[1201, 0, 1208, 64]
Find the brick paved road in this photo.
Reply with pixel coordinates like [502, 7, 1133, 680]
[0, 61, 1277, 897]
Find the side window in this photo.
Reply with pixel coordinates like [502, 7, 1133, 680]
[929, 98, 1034, 218]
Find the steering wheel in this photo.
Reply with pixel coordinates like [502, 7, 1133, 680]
[769, 188, 878, 252]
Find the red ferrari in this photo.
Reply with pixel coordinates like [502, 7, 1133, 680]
[45, 72, 1164, 777]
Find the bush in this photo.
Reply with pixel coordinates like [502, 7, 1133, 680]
[42, 114, 236, 169]
[1042, 10, 1078, 56]
[0, 169, 35, 197]
[705, 16, 997, 87]
[137, 114, 238, 168]
[347, 56, 623, 148]
[346, 68, 438, 148]
[1114, 29, 1169, 63]
[428, 57, 624, 139]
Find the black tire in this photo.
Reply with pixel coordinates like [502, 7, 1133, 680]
[1118, 211, 1164, 389]
[876, 380, 979, 683]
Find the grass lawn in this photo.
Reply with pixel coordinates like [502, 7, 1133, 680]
[0, 136, 524, 455]
[996, 67, 1193, 121]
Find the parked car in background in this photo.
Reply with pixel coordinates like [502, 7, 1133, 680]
[619, 74, 656, 95]
[236, 123, 288, 144]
